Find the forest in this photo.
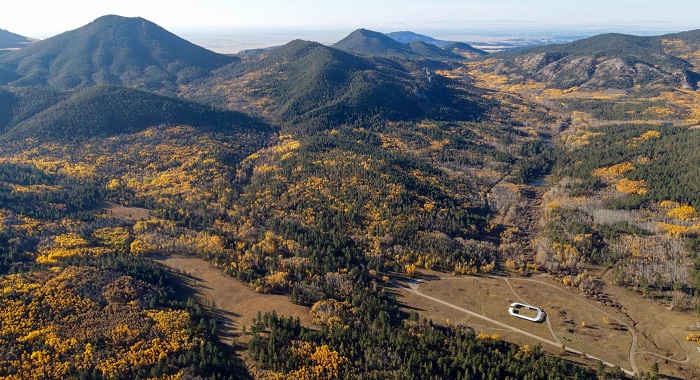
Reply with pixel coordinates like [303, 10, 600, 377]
[6, 13, 700, 380]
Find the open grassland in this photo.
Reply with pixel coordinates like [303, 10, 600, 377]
[396, 270, 700, 377]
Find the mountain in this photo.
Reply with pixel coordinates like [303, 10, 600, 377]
[0, 15, 236, 91]
[0, 28, 35, 49]
[189, 39, 485, 129]
[442, 42, 488, 59]
[333, 29, 411, 57]
[386, 31, 449, 47]
[488, 32, 700, 90]
[3, 85, 267, 141]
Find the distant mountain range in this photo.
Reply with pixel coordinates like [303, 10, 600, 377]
[0, 28, 34, 49]
[0, 15, 235, 91]
[386, 31, 449, 47]
[386, 31, 488, 58]
[333, 29, 484, 60]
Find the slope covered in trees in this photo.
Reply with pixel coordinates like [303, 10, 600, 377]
[0, 15, 235, 91]
[186, 39, 488, 129]
[2, 85, 269, 141]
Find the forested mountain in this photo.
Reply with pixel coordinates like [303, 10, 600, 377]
[334, 28, 411, 56]
[1, 85, 268, 141]
[483, 32, 700, 90]
[0, 15, 235, 91]
[186, 39, 487, 129]
[0, 28, 34, 49]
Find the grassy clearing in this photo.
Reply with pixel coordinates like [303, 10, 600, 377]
[156, 255, 314, 344]
[396, 271, 700, 375]
[101, 201, 150, 221]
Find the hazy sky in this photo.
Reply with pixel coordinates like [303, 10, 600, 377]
[3, 0, 699, 38]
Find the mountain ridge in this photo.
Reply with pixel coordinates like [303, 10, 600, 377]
[486, 31, 700, 90]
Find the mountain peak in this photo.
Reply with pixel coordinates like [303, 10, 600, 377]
[333, 28, 409, 56]
[0, 15, 236, 91]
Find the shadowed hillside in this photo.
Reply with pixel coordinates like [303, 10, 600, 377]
[408, 41, 463, 61]
[334, 29, 465, 61]
[4, 85, 268, 141]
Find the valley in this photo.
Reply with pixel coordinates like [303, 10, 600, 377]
[1, 13, 700, 379]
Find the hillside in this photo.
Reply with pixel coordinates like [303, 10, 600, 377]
[482, 32, 700, 90]
[653, 28, 700, 68]
[187, 39, 485, 129]
[0, 28, 34, 49]
[4, 85, 267, 141]
[408, 40, 463, 60]
[386, 31, 450, 47]
[0, 15, 236, 91]
[442, 41, 488, 59]
[0, 86, 68, 133]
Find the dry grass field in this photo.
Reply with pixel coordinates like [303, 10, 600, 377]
[156, 255, 314, 344]
[395, 270, 700, 378]
[101, 201, 151, 221]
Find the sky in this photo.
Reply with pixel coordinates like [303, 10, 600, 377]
[3, 0, 699, 39]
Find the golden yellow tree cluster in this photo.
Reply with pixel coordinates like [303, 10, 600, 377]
[0, 268, 200, 379]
